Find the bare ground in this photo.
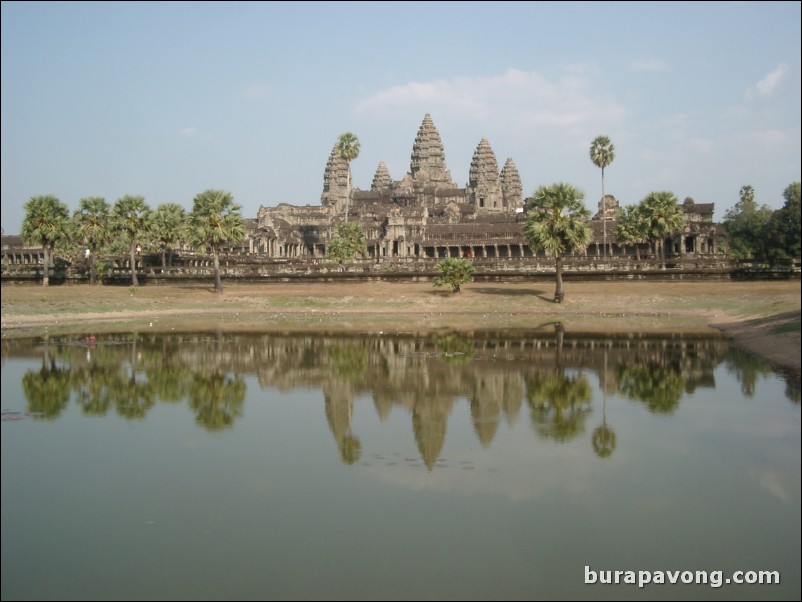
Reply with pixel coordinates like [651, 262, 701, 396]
[2, 279, 800, 383]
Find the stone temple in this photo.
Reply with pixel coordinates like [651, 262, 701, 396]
[250, 114, 719, 260]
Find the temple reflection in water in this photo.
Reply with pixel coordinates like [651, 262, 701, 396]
[3, 329, 797, 469]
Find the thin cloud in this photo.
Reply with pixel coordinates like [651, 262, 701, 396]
[243, 83, 271, 101]
[630, 58, 666, 72]
[354, 68, 627, 129]
[745, 63, 788, 101]
[179, 126, 199, 137]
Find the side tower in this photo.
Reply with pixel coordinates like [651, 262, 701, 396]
[321, 144, 349, 211]
[467, 138, 503, 211]
[500, 157, 523, 211]
[371, 161, 393, 193]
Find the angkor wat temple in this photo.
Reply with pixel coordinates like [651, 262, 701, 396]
[249, 114, 721, 261]
[2, 113, 728, 282]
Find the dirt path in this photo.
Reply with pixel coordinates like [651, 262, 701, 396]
[2, 280, 800, 383]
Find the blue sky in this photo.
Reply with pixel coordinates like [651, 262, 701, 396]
[2, 1, 800, 234]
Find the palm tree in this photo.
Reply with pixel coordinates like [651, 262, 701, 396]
[639, 191, 685, 259]
[149, 203, 187, 272]
[74, 197, 111, 284]
[524, 183, 593, 303]
[110, 195, 151, 286]
[615, 205, 648, 260]
[337, 132, 360, 221]
[21, 195, 73, 287]
[589, 136, 615, 258]
[188, 189, 245, 293]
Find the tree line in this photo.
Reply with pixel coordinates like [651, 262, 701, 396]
[21, 189, 244, 292]
[722, 183, 801, 263]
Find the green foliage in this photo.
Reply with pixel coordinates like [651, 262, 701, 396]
[589, 135, 615, 172]
[722, 183, 801, 263]
[326, 222, 367, 264]
[590, 135, 615, 210]
[110, 195, 151, 243]
[615, 204, 648, 258]
[22, 195, 74, 286]
[639, 191, 685, 258]
[188, 190, 244, 253]
[433, 257, 475, 293]
[723, 185, 773, 260]
[149, 203, 188, 268]
[22, 195, 72, 249]
[74, 197, 111, 284]
[766, 182, 801, 262]
[110, 195, 151, 286]
[188, 189, 244, 293]
[74, 197, 111, 252]
[337, 132, 361, 221]
[524, 183, 593, 257]
[524, 183, 592, 302]
[336, 132, 361, 164]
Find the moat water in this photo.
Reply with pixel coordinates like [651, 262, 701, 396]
[1, 331, 799, 600]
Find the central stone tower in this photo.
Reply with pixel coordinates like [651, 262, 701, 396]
[409, 114, 456, 190]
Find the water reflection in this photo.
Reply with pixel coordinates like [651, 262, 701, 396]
[3, 329, 800, 601]
[3, 329, 799, 464]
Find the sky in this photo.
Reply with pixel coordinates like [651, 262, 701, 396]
[2, 1, 800, 235]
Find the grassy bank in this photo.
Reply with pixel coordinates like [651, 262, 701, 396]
[2, 279, 799, 382]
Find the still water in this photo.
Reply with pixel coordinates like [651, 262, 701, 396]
[1, 330, 800, 601]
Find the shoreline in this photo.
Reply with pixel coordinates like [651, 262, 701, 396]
[2, 280, 799, 384]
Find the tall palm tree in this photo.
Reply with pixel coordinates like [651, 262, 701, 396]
[74, 197, 111, 284]
[589, 136, 615, 258]
[639, 191, 685, 259]
[188, 189, 245, 293]
[337, 132, 360, 221]
[149, 203, 187, 271]
[22, 195, 73, 287]
[524, 183, 593, 303]
[110, 195, 151, 286]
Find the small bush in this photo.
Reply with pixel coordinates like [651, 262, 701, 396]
[433, 258, 474, 293]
